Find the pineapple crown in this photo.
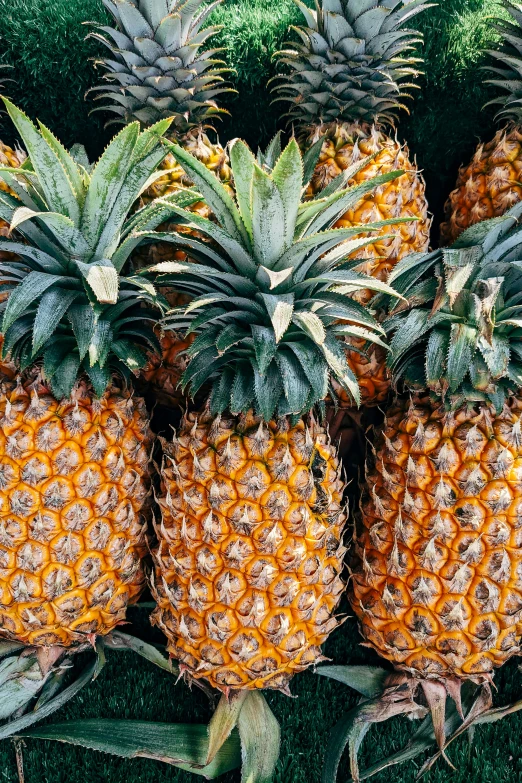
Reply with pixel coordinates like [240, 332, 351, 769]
[383, 203, 522, 409]
[272, 0, 430, 129]
[484, 1, 522, 123]
[88, 0, 234, 133]
[144, 136, 410, 420]
[0, 98, 200, 398]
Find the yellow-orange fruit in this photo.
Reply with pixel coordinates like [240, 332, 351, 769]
[440, 128, 522, 246]
[351, 394, 522, 679]
[0, 376, 152, 647]
[301, 122, 431, 302]
[144, 129, 233, 207]
[332, 340, 390, 408]
[151, 411, 347, 692]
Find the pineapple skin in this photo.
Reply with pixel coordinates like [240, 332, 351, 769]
[301, 122, 431, 294]
[151, 411, 347, 692]
[334, 340, 390, 408]
[440, 128, 522, 246]
[0, 377, 152, 647]
[351, 394, 522, 680]
[144, 129, 233, 208]
[141, 327, 195, 408]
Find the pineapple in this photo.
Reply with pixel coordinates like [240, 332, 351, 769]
[272, 1, 432, 305]
[272, 0, 432, 412]
[333, 340, 390, 408]
[89, 0, 235, 406]
[337, 208, 522, 778]
[441, 0, 522, 245]
[90, 0, 233, 205]
[144, 136, 408, 692]
[0, 99, 191, 649]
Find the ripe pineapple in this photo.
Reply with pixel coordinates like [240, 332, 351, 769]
[89, 0, 235, 405]
[273, 1, 432, 309]
[441, 0, 522, 244]
[0, 99, 189, 650]
[272, 0, 432, 411]
[338, 207, 522, 778]
[144, 136, 407, 693]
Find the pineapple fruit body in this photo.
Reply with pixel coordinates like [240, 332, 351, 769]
[352, 394, 522, 680]
[0, 378, 151, 647]
[441, 128, 522, 246]
[440, 2, 522, 245]
[148, 135, 398, 692]
[152, 411, 346, 692]
[273, 0, 432, 413]
[334, 339, 390, 408]
[302, 122, 431, 289]
[301, 122, 428, 406]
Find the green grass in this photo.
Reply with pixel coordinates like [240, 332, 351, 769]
[0, 0, 111, 158]
[1, 0, 522, 780]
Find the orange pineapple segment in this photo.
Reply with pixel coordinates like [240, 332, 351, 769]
[440, 3, 522, 244]
[441, 129, 522, 245]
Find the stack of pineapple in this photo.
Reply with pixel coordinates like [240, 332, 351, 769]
[4, 0, 522, 780]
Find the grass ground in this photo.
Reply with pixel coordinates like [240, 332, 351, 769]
[1, 1, 522, 781]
